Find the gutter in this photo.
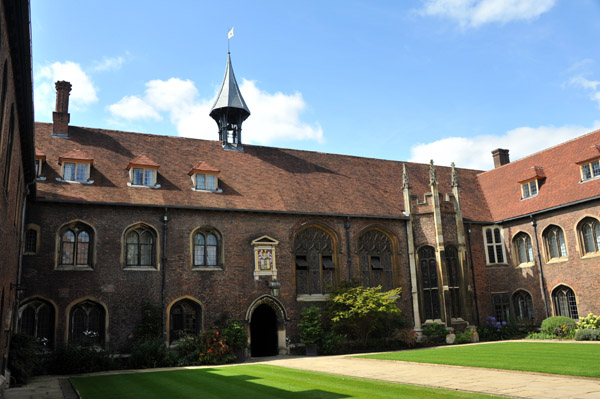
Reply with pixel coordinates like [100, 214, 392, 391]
[530, 216, 550, 319]
[493, 194, 600, 224]
[161, 209, 168, 344]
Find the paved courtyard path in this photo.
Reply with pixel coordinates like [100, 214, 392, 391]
[5, 353, 600, 399]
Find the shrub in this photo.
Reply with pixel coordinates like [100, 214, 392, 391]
[576, 313, 600, 331]
[478, 316, 521, 341]
[525, 331, 556, 340]
[135, 301, 163, 340]
[128, 338, 173, 369]
[394, 328, 418, 348]
[454, 329, 474, 345]
[48, 345, 116, 374]
[298, 306, 324, 345]
[574, 328, 600, 341]
[8, 333, 39, 385]
[175, 330, 233, 366]
[319, 331, 347, 355]
[540, 316, 576, 338]
[422, 323, 447, 345]
[221, 320, 248, 351]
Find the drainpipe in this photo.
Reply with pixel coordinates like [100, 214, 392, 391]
[466, 223, 480, 325]
[344, 217, 352, 280]
[530, 216, 550, 319]
[162, 209, 168, 343]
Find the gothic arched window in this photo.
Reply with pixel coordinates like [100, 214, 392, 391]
[293, 226, 336, 297]
[170, 299, 202, 342]
[553, 286, 578, 319]
[19, 299, 55, 345]
[125, 225, 157, 267]
[59, 222, 93, 267]
[578, 218, 600, 255]
[543, 225, 567, 260]
[70, 300, 105, 346]
[193, 229, 221, 267]
[418, 246, 441, 321]
[512, 290, 534, 321]
[513, 233, 534, 265]
[357, 229, 394, 290]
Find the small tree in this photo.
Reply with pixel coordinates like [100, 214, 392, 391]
[327, 284, 402, 342]
[298, 306, 323, 345]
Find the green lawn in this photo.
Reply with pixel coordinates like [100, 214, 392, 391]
[71, 364, 501, 399]
[358, 342, 600, 378]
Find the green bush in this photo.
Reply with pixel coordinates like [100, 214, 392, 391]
[298, 306, 324, 345]
[48, 345, 116, 374]
[576, 313, 600, 330]
[540, 316, 576, 337]
[8, 333, 39, 385]
[135, 301, 163, 340]
[128, 338, 173, 369]
[174, 330, 234, 366]
[478, 316, 522, 341]
[422, 323, 447, 345]
[394, 328, 418, 347]
[454, 329, 474, 345]
[319, 331, 347, 355]
[525, 331, 556, 340]
[574, 328, 600, 341]
[222, 320, 248, 351]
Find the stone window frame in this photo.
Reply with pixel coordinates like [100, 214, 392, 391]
[190, 226, 224, 271]
[552, 284, 579, 319]
[576, 216, 600, 258]
[166, 297, 204, 344]
[512, 231, 534, 267]
[356, 226, 398, 290]
[416, 245, 442, 323]
[18, 298, 56, 346]
[491, 292, 510, 322]
[542, 224, 568, 263]
[55, 220, 96, 271]
[482, 226, 507, 266]
[121, 222, 160, 271]
[292, 223, 340, 301]
[512, 289, 534, 322]
[65, 298, 108, 349]
[23, 223, 41, 255]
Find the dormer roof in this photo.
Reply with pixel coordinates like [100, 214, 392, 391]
[127, 155, 160, 169]
[209, 53, 250, 121]
[35, 148, 46, 161]
[575, 144, 600, 164]
[517, 166, 545, 183]
[188, 161, 220, 176]
[58, 149, 93, 165]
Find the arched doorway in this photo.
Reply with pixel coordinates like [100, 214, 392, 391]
[250, 304, 278, 357]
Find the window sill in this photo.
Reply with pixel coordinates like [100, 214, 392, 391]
[36, 176, 46, 181]
[485, 263, 509, 267]
[127, 182, 161, 189]
[56, 265, 93, 271]
[56, 178, 94, 185]
[23, 252, 37, 256]
[516, 262, 535, 269]
[546, 257, 568, 264]
[192, 266, 223, 271]
[123, 266, 159, 271]
[296, 294, 328, 302]
[520, 195, 538, 201]
[580, 176, 600, 183]
[581, 252, 600, 260]
[191, 188, 222, 193]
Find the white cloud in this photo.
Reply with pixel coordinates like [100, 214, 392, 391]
[570, 75, 600, 109]
[108, 77, 324, 145]
[420, 0, 556, 28]
[108, 95, 162, 121]
[35, 61, 98, 117]
[93, 56, 125, 72]
[409, 122, 600, 170]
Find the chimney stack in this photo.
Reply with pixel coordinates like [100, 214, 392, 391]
[53, 81, 72, 137]
[491, 148, 510, 168]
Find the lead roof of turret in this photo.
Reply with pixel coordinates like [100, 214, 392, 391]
[209, 53, 250, 119]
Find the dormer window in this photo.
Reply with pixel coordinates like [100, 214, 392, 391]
[581, 159, 600, 181]
[521, 180, 538, 199]
[35, 148, 46, 180]
[188, 161, 221, 192]
[127, 155, 160, 188]
[58, 150, 93, 184]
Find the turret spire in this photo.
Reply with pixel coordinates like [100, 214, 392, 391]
[209, 53, 250, 151]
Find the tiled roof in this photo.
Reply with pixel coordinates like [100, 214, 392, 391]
[188, 161, 220, 175]
[58, 149, 93, 164]
[34, 122, 491, 221]
[478, 128, 600, 222]
[127, 155, 159, 169]
[517, 166, 545, 183]
[35, 148, 46, 160]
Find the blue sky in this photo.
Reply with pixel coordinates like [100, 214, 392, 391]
[31, 0, 600, 170]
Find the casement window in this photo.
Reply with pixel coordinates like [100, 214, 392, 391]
[170, 299, 201, 342]
[513, 233, 534, 265]
[483, 226, 506, 265]
[193, 229, 221, 268]
[492, 293, 510, 322]
[131, 167, 156, 187]
[512, 290, 534, 321]
[581, 159, 600, 181]
[521, 180, 538, 199]
[23, 225, 40, 255]
[125, 226, 157, 267]
[578, 217, 600, 256]
[195, 173, 218, 191]
[59, 223, 93, 267]
[127, 155, 160, 188]
[293, 226, 336, 298]
[553, 286, 578, 319]
[70, 301, 105, 346]
[18, 300, 55, 345]
[418, 246, 441, 321]
[543, 225, 567, 260]
[357, 229, 394, 290]
[62, 162, 90, 183]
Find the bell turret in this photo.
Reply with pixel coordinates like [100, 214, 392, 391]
[209, 53, 250, 151]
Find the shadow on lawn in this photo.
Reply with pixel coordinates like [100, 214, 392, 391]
[72, 368, 351, 399]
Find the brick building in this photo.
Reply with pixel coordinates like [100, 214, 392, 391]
[4, 2, 600, 372]
[0, 0, 35, 390]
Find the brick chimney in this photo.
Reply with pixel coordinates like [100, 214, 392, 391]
[52, 81, 72, 137]
[491, 148, 510, 168]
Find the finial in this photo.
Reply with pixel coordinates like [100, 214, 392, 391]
[429, 160, 437, 186]
[451, 162, 459, 188]
[402, 164, 410, 190]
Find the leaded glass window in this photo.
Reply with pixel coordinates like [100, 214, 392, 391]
[418, 246, 440, 321]
[193, 229, 221, 267]
[357, 229, 394, 290]
[170, 300, 201, 342]
[18, 300, 54, 344]
[514, 233, 534, 265]
[513, 290, 534, 321]
[70, 301, 105, 346]
[484, 227, 505, 264]
[125, 226, 156, 267]
[579, 218, 600, 255]
[553, 286, 578, 319]
[544, 226, 567, 260]
[293, 226, 335, 296]
[60, 224, 92, 266]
